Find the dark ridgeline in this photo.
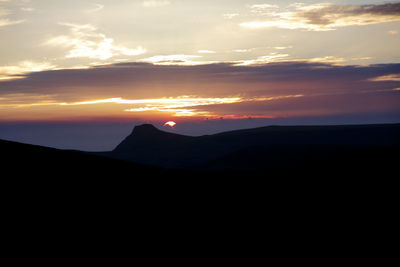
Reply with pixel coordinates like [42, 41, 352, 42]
[104, 123, 400, 172]
[2, 123, 399, 178]
[113, 124, 194, 154]
[0, 138, 166, 176]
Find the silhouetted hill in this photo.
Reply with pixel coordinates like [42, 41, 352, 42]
[113, 124, 194, 153]
[105, 123, 400, 172]
[2, 124, 399, 204]
[2, 129, 397, 251]
[2, 123, 399, 176]
[0, 139, 166, 177]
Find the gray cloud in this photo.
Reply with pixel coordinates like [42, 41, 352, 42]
[0, 61, 399, 101]
[300, 3, 400, 25]
[0, 60, 399, 128]
[241, 2, 400, 31]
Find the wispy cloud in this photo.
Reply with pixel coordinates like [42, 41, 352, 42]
[140, 54, 209, 65]
[0, 17, 24, 27]
[241, 2, 400, 31]
[274, 46, 292, 50]
[86, 3, 104, 13]
[0, 7, 24, 27]
[369, 74, 400, 82]
[235, 53, 289, 66]
[0, 95, 243, 118]
[124, 95, 303, 118]
[123, 96, 241, 117]
[197, 50, 216, 54]
[44, 23, 146, 60]
[249, 4, 279, 14]
[305, 56, 346, 64]
[20, 7, 34, 12]
[223, 13, 239, 19]
[0, 94, 306, 118]
[142, 0, 170, 8]
[0, 61, 56, 80]
[233, 48, 254, 53]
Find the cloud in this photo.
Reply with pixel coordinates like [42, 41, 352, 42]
[60, 95, 302, 118]
[44, 23, 146, 60]
[0, 92, 305, 118]
[274, 46, 292, 50]
[369, 74, 400, 82]
[123, 96, 241, 117]
[241, 2, 400, 31]
[0, 95, 242, 118]
[249, 4, 279, 14]
[20, 7, 34, 12]
[1, 61, 399, 102]
[223, 13, 239, 19]
[233, 48, 254, 53]
[197, 50, 216, 54]
[0, 17, 24, 27]
[0, 7, 24, 27]
[0, 61, 56, 80]
[142, 0, 170, 8]
[193, 91, 400, 119]
[140, 54, 211, 65]
[86, 4, 104, 13]
[304, 56, 346, 64]
[235, 53, 289, 66]
[0, 61, 399, 121]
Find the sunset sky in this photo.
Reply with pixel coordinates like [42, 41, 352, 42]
[0, 0, 399, 150]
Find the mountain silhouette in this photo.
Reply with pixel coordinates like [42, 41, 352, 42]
[0, 138, 166, 177]
[2, 122, 400, 199]
[105, 123, 400, 171]
[3, 123, 398, 228]
[3, 126, 397, 244]
[2, 122, 399, 173]
[113, 124, 193, 153]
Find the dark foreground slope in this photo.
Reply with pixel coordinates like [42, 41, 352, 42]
[2, 130, 397, 254]
[105, 123, 400, 172]
[0, 139, 167, 177]
[2, 125, 399, 203]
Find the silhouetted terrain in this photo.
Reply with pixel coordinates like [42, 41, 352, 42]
[103, 123, 400, 173]
[0, 138, 167, 177]
[2, 123, 399, 179]
[2, 121, 399, 212]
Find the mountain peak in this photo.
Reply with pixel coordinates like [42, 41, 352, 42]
[132, 124, 159, 134]
[113, 123, 193, 153]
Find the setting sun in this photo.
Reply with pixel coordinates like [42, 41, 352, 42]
[164, 121, 176, 128]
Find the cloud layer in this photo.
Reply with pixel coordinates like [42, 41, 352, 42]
[241, 2, 400, 31]
[0, 61, 399, 121]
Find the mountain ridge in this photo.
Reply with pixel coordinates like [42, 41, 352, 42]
[1, 122, 399, 176]
[104, 123, 400, 170]
[113, 123, 194, 154]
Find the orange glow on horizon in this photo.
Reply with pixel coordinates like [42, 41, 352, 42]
[0, 94, 305, 121]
